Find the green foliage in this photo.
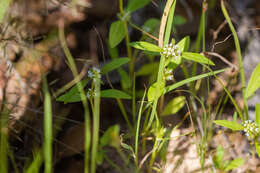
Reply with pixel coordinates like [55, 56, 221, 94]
[136, 62, 159, 76]
[213, 120, 243, 131]
[142, 18, 160, 33]
[213, 146, 244, 172]
[162, 96, 185, 116]
[182, 52, 215, 65]
[0, 0, 11, 24]
[126, 0, 151, 13]
[101, 58, 130, 74]
[129, 41, 162, 52]
[147, 81, 165, 102]
[56, 80, 88, 104]
[101, 89, 132, 99]
[100, 125, 120, 148]
[109, 20, 126, 48]
[246, 63, 260, 99]
[256, 104, 260, 127]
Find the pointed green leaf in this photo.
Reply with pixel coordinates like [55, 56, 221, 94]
[136, 62, 159, 76]
[256, 103, 260, 127]
[147, 81, 165, 102]
[101, 89, 131, 99]
[0, 0, 11, 24]
[129, 41, 162, 52]
[164, 0, 177, 45]
[224, 158, 244, 171]
[182, 52, 215, 65]
[255, 140, 260, 157]
[177, 36, 190, 52]
[109, 20, 126, 48]
[126, 0, 151, 13]
[214, 120, 243, 131]
[100, 125, 120, 148]
[162, 96, 185, 116]
[164, 68, 226, 94]
[246, 63, 260, 99]
[101, 58, 130, 74]
[56, 80, 88, 103]
[213, 146, 224, 169]
[172, 15, 187, 26]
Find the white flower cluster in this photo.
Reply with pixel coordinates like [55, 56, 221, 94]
[161, 43, 182, 59]
[242, 120, 260, 139]
[164, 68, 173, 81]
[88, 67, 101, 80]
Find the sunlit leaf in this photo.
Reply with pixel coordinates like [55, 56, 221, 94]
[255, 140, 260, 157]
[164, 68, 226, 94]
[162, 96, 185, 116]
[246, 63, 260, 99]
[256, 103, 260, 127]
[213, 146, 224, 169]
[101, 58, 130, 74]
[177, 36, 190, 52]
[224, 158, 244, 171]
[0, 0, 11, 24]
[147, 81, 165, 102]
[214, 120, 243, 131]
[109, 20, 126, 48]
[101, 89, 131, 99]
[129, 41, 162, 52]
[182, 52, 215, 65]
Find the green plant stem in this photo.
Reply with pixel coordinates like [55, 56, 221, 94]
[221, 0, 248, 119]
[91, 78, 100, 173]
[42, 75, 52, 173]
[119, 0, 134, 78]
[117, 98, 134, 132]
[59, 21, 91, 173]
[132, 73, 136, 125]
[135, 90, 146, 164]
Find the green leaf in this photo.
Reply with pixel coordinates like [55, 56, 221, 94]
[162, 96, 185, 116]
[101, 58, 130, 74]
[147, 81, 165, 102]
[224, 158, 244, 171]
[100, 125, 120, 148]
[246, 63, 260, 99]
[126, 0, 151, 13]
[177, 36, 190, 52]
[214, 120, 243, 131]
[56, 80, 88, 104]
[109, 20, 126, 48]
[129, 41, 162, 52]
[256, 103, 260, 127]
[164, 68, 226, 94]
[136, 62, 159, 76]
[118, 68, 131, 90]
[164, 0, 177, 45]
[182, 52, 215, 65]
[213, 146, 224, 169]
[255, 140, 260, 157]
[0, 0, 11, 24]
[142, 18, 160, 33]
[101, 89, 131, 99]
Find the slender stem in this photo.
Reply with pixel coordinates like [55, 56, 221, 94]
[221, 0, 248, 119]
[135, 90, 146, 164]
[91, 77, 100, 173]
[43, 76, 52, 173]
[59, 21, 91, 173]
[119, 0, 134, 78]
